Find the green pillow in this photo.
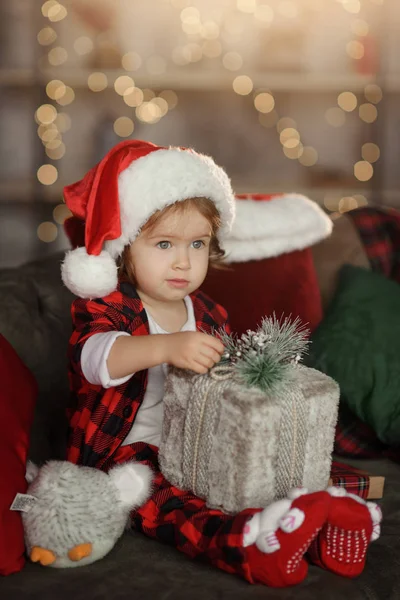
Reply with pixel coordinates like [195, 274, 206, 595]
[306, 264, 400, 446]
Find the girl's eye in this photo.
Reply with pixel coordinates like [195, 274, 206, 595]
[192, 240, 205, 249]
[157, 241, 171, 250]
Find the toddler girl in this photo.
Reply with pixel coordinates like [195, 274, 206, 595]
[62, 140, 381, 587]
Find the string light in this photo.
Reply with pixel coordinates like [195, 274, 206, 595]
[280, 128, 300, 148]
[123, 87, 144, 108]
[88, 72, 108, 92]
[37, 222, 58, 243]
[359, 103, 378, 123]
[324, 193, 341, 212]
[33, 0, 385, 212]
[47, 3, 67, 22]
[37, 164, 58, 185]
[325, 107, 346, 127]
[201, 21, 220, 40]
[152, 97, 169, 117]
[276, 117, 297, 133]
[346, 40, 365, 60]
[283, 143, 304, 159]
[351, 19, 369, 36]
[46, 142, 66, 160]
[202, 40, 222, 58]
[233, 75, 253, 95]
[222, 52, 243, 71]
[354, 161, 373, 181]
[54, 113, 71, 132]
[56, 86, 75, 106]
[339, 196, 359, 213]
[73, 36, 94, 56]
[136, 102, 162, 124]
[36, 104, 57, 125]
[37, 27, 57, 46]
[121, 52, 142, 71]
[159, 90, 178, 109]
[298, 147, 318, 167]
[114, 76, 135, 96]
[254, 92, 275, 113]
[364, 84, 383, 104]
[362, 143, 380, 163]
[48, 47, 68, 66]
[46, 80, 66, 101]
[53, 204, 72, 224]
[113, 117, 134, 137]
[338, 91, 357, 111]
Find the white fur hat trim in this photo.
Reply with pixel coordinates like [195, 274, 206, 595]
[222, 194, 333, 263]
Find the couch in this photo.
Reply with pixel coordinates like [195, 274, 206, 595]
[1, 212, 400, 600]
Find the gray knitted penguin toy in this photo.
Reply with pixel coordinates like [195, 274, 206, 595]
[22, 460, 153, 568]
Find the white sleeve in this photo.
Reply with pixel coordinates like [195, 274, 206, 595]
[81, 331, 134, 389]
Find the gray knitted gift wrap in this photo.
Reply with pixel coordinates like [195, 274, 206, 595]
[159, 363, 340, 515]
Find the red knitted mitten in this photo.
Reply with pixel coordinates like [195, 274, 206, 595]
[307, 487, 382, 578]
[244, 489, 331, 587]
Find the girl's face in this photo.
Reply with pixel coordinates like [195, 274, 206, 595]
[128, 205, 212, 303]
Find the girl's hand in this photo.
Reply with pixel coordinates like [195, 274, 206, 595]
[164, 331, 225, 374]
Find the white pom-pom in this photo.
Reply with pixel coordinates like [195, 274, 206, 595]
[109, 461, 153, 510]
[61, 247, 118, 299]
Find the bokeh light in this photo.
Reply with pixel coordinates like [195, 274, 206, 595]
[37, 27, 57, 46]
[354, 160, 374, 181]
[37, 164, 58, 185]
[74, 36, 94, 56]
[298, 146, 318, 167]
[364, 84, 383, 104]
[53, 204, 72, 224]
[113, 117, 134, 137]
[359, 103, 378, 123]
[88, 72, 108, 92]
[232, 75, 253, 95]
[338, 91, 357, 112]
[362, 143, 381, 163]
[254, 92, 275, 113]
[37, 222, 58, 243]
[325, 107, 346, 127]
[222, 52, 243, 71]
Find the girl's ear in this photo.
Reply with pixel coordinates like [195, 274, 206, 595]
[26, 461, 40, 484]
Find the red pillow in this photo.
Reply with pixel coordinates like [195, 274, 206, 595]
[0, 335, 37, 576]
[201, 193, 331, 336]
[202, 248, 322, 336]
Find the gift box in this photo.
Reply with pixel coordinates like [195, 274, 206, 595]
[159, 319, 340, 515]
[329, 460, 385, 500]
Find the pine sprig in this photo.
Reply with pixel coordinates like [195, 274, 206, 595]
[216, 315, 309, 393]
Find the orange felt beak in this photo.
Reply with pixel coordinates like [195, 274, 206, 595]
[30, 546, 56, 566]
[68, 542, 93, 562]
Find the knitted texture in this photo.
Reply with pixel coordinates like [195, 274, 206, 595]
[159, 364, 340, 514]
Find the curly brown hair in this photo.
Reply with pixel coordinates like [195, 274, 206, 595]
[117, 197, 229, 283]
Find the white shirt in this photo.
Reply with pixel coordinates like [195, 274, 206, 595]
[81, 296, 196, 447]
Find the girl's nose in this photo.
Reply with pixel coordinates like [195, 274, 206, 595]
[173, 249, 190, 269]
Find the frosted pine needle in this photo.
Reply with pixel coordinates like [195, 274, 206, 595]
[217, 315, 309, 393]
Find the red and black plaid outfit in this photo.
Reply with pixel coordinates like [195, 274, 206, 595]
[334, 206, 400, 463]
[66, 280, 256, 583]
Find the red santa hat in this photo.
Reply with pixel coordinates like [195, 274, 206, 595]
[61, 139, 236, 298]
